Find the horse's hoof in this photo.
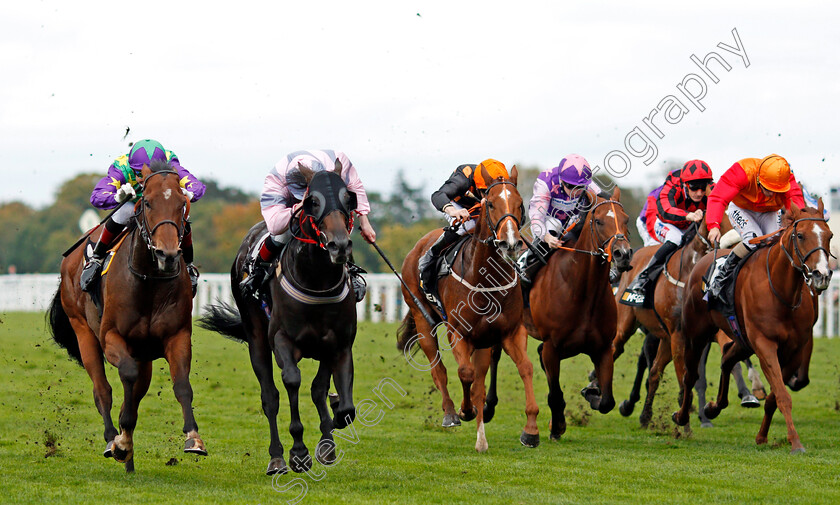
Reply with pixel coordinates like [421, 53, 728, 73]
[103, 440, 115, 458]
[266, 457, 289, 475]
[184, 437, 208, 456]
[700, 420, 714, 428]
[315, 440, 337, 466]
[442, 413, 461, 427]
[112, 445, 132, 463]
[791, 446, 806, 455]
[618, 400, 634, 417]
[639, 412, 651, 428]
[520, 431, 540, 448]
[752, 387, 767, 401]
[458, 406, 477, 422]
[125, 458, 135, 473]
[740, 394, 760, 408]
[703, 402, 720, 420]
[483, 404, 496, 423]
[289, 449, 312, 473]
[580, 385, 601, 400]
[671, 411, 688, 427]
[549, 432, 563, 441]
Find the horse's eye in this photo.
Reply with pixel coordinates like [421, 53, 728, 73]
[594, 219, 603, 226]
[487, 202, 494, 210]
[144, 200, 151, 209]
[796, 233, 804, 240]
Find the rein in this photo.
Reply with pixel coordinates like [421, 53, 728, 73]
[292, 204, 356, 250]
[555, 197, 627, 262]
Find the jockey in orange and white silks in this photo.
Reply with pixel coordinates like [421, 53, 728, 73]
[80, 139, 205, 293]
[705, 154, 806, 302]
[239, 150, 376, 299]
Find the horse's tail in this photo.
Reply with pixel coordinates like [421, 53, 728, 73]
[396, 311, 417, 352]
[46, 286, 83, 366]
[197, 302, 248, 343]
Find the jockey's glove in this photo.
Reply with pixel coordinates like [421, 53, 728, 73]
[182, 187, 194, 201]
[115, 184, 136, 203]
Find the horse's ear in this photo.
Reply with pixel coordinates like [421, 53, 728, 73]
[297, 162, 315, 184]
[509, 165, 518, 187]
[334, 158, 343, 178]
[817, 197, 825, 216]
[141, 164, 151, 180]
[611, 186, 621, 201]
[790, 202, 801, 216]
[480, 163, 493, 189]
[781, 207, 795, 228]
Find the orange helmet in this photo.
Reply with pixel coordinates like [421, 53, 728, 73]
[474, 159, 509, 189]
[757, 154, 791, 193]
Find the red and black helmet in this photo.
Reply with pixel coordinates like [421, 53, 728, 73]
[680, 160, 713, 189]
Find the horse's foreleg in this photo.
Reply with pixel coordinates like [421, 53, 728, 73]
[620, 332, 655, 417]
[274, 339, 310, 473]
[590, 341, 616, 415]
[542, 341, 566, 440]
[243, 317, 285, 475]
[164, 329, 207, 457]
[672, 330, 702, 427]
[694, 341, 713, 427]
[103, 330, 140, 466]
[753, 334, 804, 452]
[756, 390, 777, 445]
[311, 360, 338, 466]
[787, 338, 812, 391]
[450, 331, 476, 423]
[414, 318, 458, 426]
[483, 344, 502, 423]
[69, 317, 117, 456]
[330, 347, 355, 429]
[471, 347, 491, 452]
[704, 341, 747, 421]
[639, 338, 671, 427]
[716, 332, 759, 407]
[502, 325, 539, 447]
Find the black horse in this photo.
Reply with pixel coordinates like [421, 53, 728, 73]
[199, 160, 358, 475]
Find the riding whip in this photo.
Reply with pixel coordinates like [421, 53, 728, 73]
[62, 200, 132, 257]
[370, 241, 438, 329]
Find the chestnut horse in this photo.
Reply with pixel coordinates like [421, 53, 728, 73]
[199, 162, 358, 474]
[47, 161, 205, 472]
[397, 165, 539, 452]
[524, 188, 633, 440]
[673, 203, 832, 452]
[611, 218, 761, 427]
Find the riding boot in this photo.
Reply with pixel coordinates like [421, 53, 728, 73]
[80, 218, 124, 292]
[418, 227, 460, 297]
[707, 251, 742, 304]
[181, 225, 199, 297]
[625, 241, 680, 298]
[347, 257, 367, 302]
[517, 239, 549, 308]
[239, 235, 285, 299]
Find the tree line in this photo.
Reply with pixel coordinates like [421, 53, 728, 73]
[0, 168, 651, 275]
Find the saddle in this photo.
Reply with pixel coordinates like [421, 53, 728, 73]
[424, 234, 471, 318]
[82, 225, 133, 314]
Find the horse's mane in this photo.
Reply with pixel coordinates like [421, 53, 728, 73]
[149, 159, 173, 172]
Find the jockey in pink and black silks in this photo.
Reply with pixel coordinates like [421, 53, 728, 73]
[517, 154, 599, 299]
[238, 150, 376, 300]
[80, 139, 206, 293]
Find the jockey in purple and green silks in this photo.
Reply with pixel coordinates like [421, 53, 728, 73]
[80, 139, 206, 293]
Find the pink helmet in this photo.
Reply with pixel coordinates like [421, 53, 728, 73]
[556, 154, 592, 187]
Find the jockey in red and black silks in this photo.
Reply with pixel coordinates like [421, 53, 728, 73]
[80, 139, 206, 293]
[623, 160, 714, 301]
[637, 186, 663, 248]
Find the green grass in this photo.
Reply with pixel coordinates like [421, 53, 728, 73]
[1, 311, 839, 504]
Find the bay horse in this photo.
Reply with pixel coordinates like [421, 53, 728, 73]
[523, 188, 633, 440]
[611, 217, 762, 427]
[397, 165, 539, 452]
[199, 161, 357, 474]
[672, 202, 832, 452]
[47, 161, 205, 472]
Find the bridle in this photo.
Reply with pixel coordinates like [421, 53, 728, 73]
[130, 169, 189, 280]
[555, 196, 629, 262]
[478, 179, 525, 246]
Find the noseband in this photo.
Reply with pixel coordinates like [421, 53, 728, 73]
[588, 199, 628, 262]
[479, 179, 524, 246]
[779, 217, 832, 285]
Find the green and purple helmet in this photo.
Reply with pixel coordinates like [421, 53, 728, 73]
[128, 139, 168, 170]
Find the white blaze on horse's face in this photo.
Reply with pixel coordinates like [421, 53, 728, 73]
[499, 188, 517, 246]
[163, 189, 172, 200]
[812, 223, 830, 276]
[606, 210, 615, 218]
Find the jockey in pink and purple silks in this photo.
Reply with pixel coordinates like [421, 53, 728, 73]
[517, 154, 600, 302]
[238, 150, 376, 300]
[80, 139, 205, 292]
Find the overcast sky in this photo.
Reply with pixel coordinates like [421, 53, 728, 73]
[2, 1, 838, 208]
